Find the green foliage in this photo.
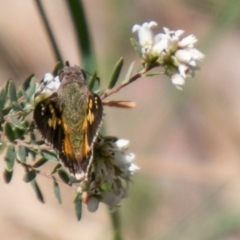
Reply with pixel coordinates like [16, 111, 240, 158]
[130, 38, 142, 58]
[31, 179, 44, 203]
[108, 57, 124, 89]
[74, 193, 82, 221]
[53, 180, 62, 204]
[0, 76, 63, 204]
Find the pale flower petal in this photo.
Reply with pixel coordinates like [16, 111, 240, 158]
[132, 21, 157, 47]
[178, 64, 189, 78]
[114, 139, 129, 148]
[175, 49, 193, 63]
[171, 73, 185, 88]
[179, 34, 197, 48]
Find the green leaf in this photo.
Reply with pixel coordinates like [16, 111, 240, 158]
[4, 144, 15, 171]
[4, 122, 15, 142]
[23, 170, 37, 183]
[53, 180, 62, 204]
[74, 193, 82, 221]
[0, 87, 7, 117]
[17, 74, 35, 98]
[0, 140, 7, 154]
[4, 122, 26, 142]
[108, 57, 124, 89]
[50, 163, 62, 175]
[88, 72, 99, 91]
[41, 150, 58, 162]
[11, 101, 22, 111]
[130, 37, 142, 58]
[27, 77, 37, 100]
[16, 145, 27, 163]
[124, 61, 135, 83]
[2, 106, 11, 116]
[66, 1, 95, 73]
[144, 72, 164, 77]
[7, 80, 17, 103]
[10, 117, 24, 129]
[32, 158, 48, 168]
[3, 169, 13, 184]
[57, 168, 70, 184]
[31, 179, 44, 203]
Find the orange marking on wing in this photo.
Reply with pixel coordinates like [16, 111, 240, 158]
[63, 137, 75, 158]
[62, 122, 75, 158]
[82, 132, 90, 156]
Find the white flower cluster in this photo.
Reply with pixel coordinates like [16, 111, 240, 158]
[34, 73, 60, 104]
[79, 136, 139, 212]
[132, 21, 204, 89]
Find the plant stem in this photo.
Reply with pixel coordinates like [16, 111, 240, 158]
[110, 211, 122, 240]
[101, 63, 159, 100]
[34, 0, 64, 66]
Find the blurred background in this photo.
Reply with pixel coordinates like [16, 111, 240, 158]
[1, 0, 240, 239]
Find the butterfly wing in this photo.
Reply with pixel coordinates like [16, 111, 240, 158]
[59, 92, 103, 174]
[33, 92, 64, 153]
[81, 92, 103, 172]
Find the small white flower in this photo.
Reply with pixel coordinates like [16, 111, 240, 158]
[132, 21, 157, 47]
[114, 139, 129, 149]
[171, 73, 185, 90]
[132, 21, 204, 89]
[34, 73, 61, 104]
[128, 163, 140, 173]
[175, 49, 193, 64]
[84, 136, 139, 212]
[178, 64, 189, 78]
[178, 34, 197, 48]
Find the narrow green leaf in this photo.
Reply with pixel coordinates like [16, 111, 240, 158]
[3, 169, 13, 184]
[2, 106, 11, 116]
[4, 122, 15, 142]
[130, 37, 142, 58]
[32, 158, 48, 168]
[27, 77, 37, 100]
[50, 163, 62, 175]
[57, 168, 70, 184]
[53, 180, 62, 204]
[88, 72, 99, 91]
[17, 74, 34, 98]
[0, 140, 7, 154]
[10, 117, 23, 129]
[35, 0, 63, 65]
[16, 145, 27, 163]
[23, 170, 37, 183]
[4, 144, 15, 171]
[108, 57, 124, 89]
[74, 193, 82, 221]
[7, 80, 17, 103]
[0, 87, 7, 117]
[66, 0, 96, 73]
[124, 61, 135, 83]
[41, 150, 58, 162]
[31, 179, 44, 203]
[11, 101, 22, 111]
[144, 72, 164, 77]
